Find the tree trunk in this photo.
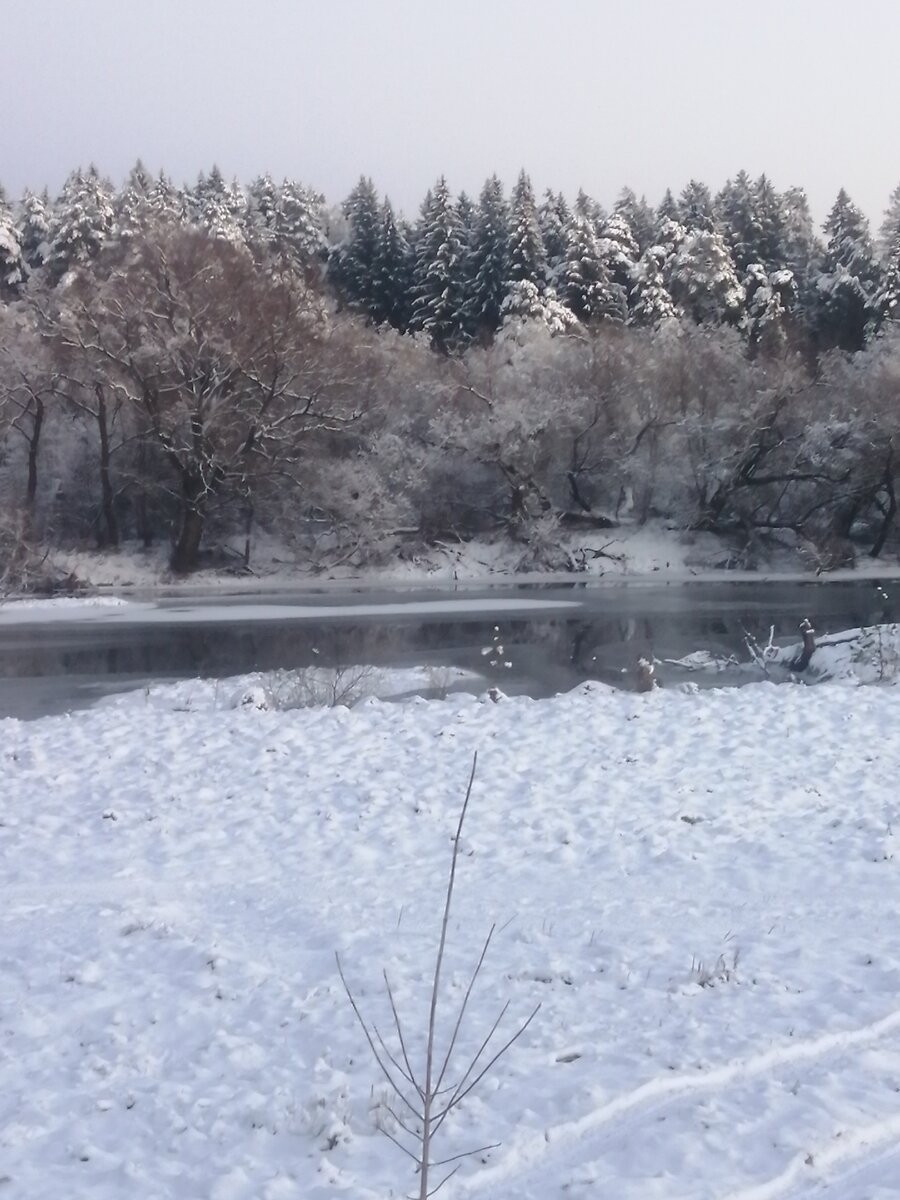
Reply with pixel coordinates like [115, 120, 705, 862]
[96, 391, 119, 548]
[870, 456, 896, 559]
[26, 398, 44, 511]
[170, 475, 206, 573]
[135, 436, 153, 548]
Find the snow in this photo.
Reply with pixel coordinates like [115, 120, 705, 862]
[31, 521, 900, 600]
[0, 596, 580, 626]
[0, 596, 132, 614]
[4, 676, 900, 1198]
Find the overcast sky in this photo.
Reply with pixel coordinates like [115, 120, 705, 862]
[3, 0, 899, 230]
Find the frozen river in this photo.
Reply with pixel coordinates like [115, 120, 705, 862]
[0, 577, 897, 718]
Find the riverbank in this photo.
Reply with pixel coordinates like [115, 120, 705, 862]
[3, 679, 900, 1198]
[15, 519, 900, 601]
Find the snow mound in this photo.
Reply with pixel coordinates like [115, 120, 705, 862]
[773, 623, 900, 685]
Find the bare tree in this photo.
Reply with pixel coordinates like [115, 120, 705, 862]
[51, 228, 367, 571]
[0, 306, 63, 518]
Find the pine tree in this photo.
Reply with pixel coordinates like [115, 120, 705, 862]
[744, 264, 797, 355]
[629, 247, 677, 327]
[599, 211, 639, 292]
[751, 175, 786, 271]
[669, 229, 744, 326]
[277, 179, 327, 265]
[878, 182, 900, 260]
[614, 188, 657, 256]
[499, 280, 579, 339]
[873, 235, 900, 330]
[190, 165, 245, 242]
[0, 186, 24, 297]
[656, 188, 680, 226]
[372, 198, 412, 330]
[538, 190, 570, 280]
[817, 188, 879, 351]
[46, 166, 116, 279]
[17, 190, 52, 273]
[781, 186, 821, 318]
[467, 175, 510, 338]
[573, 188, 606, 231]
[147, 171, 185, 226]
[508, 170, 547, 286]
[245, 173, 281, 250]
[331, 175, 381, 318]
[563, 215, 626, 323]
[717, 170, 757, 272]
[678, 179, 716, 232]
[410, 176, 468, 350]
[115, 159, 155, 241]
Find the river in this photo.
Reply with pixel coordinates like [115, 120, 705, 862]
[0, 578, 896, 719]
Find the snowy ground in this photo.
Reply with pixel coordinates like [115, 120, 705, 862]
[4, 677, 900, 1199]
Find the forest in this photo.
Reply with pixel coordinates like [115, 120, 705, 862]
[1, 162, 899, 584]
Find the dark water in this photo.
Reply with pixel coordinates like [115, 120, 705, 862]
[0, 579, 896, 719]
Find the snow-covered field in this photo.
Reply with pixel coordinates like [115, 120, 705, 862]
[3, 676, 900, 1199]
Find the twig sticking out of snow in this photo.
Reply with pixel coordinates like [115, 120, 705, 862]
[336, 753, 540, 1198]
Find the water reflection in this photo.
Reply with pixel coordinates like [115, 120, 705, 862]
[0, 579, 896, 719]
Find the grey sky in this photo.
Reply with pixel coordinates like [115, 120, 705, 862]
[3, 0, 899, 230]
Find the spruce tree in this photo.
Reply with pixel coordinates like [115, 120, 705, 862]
[538, 189, 570, 280]
[629, 247, 677, 327]
[878, 182, 900, 260]
[115, 159, 155, 241]
[17, 190, 52, 274]
[563, 215, 626, 323]
[717, 171, 757, 272]
[508, 170, 547, 286]
[245, 173, 281, 250]
[409, 176, 468, 350]
[46, 166, 116, 279]
[817, 188, 879, 351]
[678, 179, 716, 232]
[331, 175, 381, 318]
[752, 174, 787, 271]
[614, 188, 657, 257]
[372, 198, 412, 330]
[669, 228, 744, 326]
[277, 179, 327, 265]
[656, 188, 680, 226]
[467, 175, 510, 337]
[0, 186, 24, 298]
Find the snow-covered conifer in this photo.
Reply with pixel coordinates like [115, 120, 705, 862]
[669, 228, 745, 326]
[816, 188, 879, 350]
[629, 247, 677, 327]
[563, 215, 626, 323]
[46, 166, 116, 279]
[0, 187, 25, 297]
[17, 190, 52, 274]
[678, 179, 716, 232]
[538, 190, 570, 279]
[508, 171, 547, 286]
[614, 188, 657, 256]
[499, 280, 578, 342]
[372, 198, 412, 330]
[277, 179, 327, 265]
[331, 175, 381, 318]
[467, 175, 510, 337]
[409, 176, 468, 350]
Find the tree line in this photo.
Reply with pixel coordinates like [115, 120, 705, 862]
[1, 162, 899, 582]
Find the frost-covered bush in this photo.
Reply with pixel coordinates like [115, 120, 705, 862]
[236, 665, 376, 711]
